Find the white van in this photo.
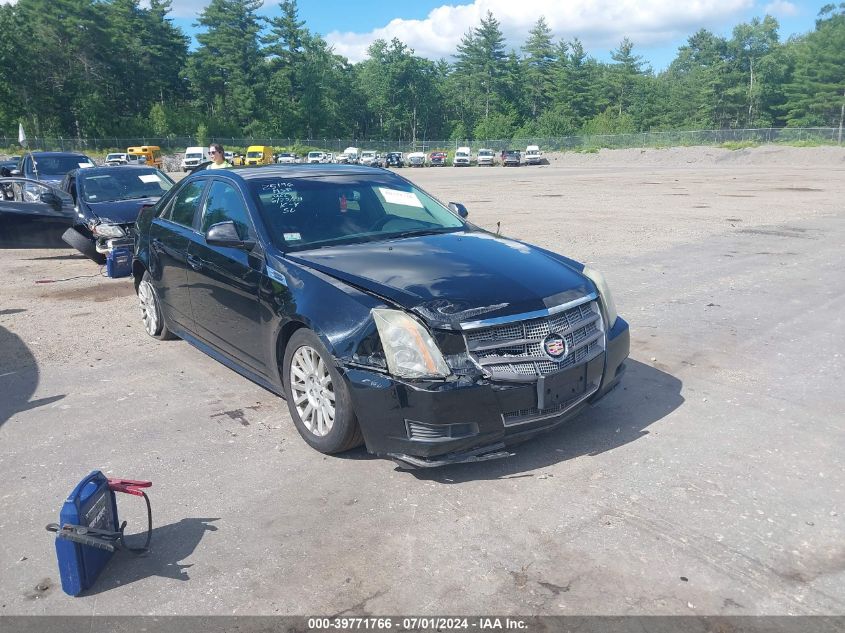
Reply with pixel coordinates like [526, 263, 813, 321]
[182, 146, 210, 171]
[307, 151, 326, 164]
[343, 147, 360, 164]
[453, 146, 471, 167]
[524, 145, 542, 165]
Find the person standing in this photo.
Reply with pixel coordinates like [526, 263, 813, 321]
[208, 143, 232, 169]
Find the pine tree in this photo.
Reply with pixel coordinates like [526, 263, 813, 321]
[784, 4, 845, 130]
[521, 16, 556, 118]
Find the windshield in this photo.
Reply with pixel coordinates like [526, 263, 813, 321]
[106, 154, 124, 161]
[479, 151, 492, 156]
[251, 175, 465, 252]
[247, 151, 263, 158]
[308, 152, 321, 158]
[456, 152, 468, 157]
[80, 169, 174, 203]
[31, 155, 94, 175]
[186, 153, 202, 159]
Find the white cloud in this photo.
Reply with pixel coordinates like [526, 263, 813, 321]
[763, 1, 798, 17]
[326, 0, 755, 62]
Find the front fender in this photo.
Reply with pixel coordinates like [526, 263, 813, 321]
[265, 254, 393, 377]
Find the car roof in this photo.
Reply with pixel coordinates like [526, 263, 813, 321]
[28, 151, 91, 158]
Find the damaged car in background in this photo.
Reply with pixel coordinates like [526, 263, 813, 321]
[60, 165, 174, 263]
[133, 164, 629, 467]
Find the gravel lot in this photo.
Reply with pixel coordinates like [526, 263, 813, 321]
[1, 145, 843, 616]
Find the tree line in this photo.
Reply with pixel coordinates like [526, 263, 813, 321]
[0, 0, 842, 143]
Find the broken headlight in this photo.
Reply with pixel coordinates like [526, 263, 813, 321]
[372, 308, 450, 379]
[582, 266, 618, 329]
[91, 223, 125, 238]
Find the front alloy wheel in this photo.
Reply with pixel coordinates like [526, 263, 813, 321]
[282, 329, 363, 454]
[290, 345, 335, 437]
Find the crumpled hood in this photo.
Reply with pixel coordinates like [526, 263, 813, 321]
[85, 197, 161, 225]
[286, 231, 593, 328]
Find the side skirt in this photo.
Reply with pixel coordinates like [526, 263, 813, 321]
[167, 321, 286, 399]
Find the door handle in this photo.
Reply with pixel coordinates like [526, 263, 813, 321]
[187, 254, 203, 271]
[151, 238, 163, 252]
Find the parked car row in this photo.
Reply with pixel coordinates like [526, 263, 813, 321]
[403, 146, 545, 167]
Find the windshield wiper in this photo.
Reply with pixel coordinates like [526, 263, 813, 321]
[384, 227, 459, 240]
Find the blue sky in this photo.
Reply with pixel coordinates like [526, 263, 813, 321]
[164, 0, 825, 70]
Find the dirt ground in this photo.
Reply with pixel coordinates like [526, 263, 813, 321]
[0, 145, 843, 618]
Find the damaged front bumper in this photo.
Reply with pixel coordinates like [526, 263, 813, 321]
[344, 316, 629, 467]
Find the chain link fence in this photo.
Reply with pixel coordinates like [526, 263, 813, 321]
[1, 127, 841, 154]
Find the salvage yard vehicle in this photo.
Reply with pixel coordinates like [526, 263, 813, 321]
[18, 151, 96, 184]
[132, 164, 629, 467]
[59, 166, 174, 263]
[126, 145, 162, 170]
[182, 146, 210, 171]
[276, 152, 298, 164]
[0, 176, 75, 248]
[384, 152, 404, 168]
[105, 153, 145, 167]
[477, 149, 495, 166]
[360, 150, 378, 166]
[524, 145, 542, 165]
[503, 149, 521, 166]
[429, 151, 447, 166]
[407, 152, 426, 167]
[0, 156, 21, 171]
[453, 146, 471, 166]
[307, 151, 327, 164]
[245, 145, 273, 165]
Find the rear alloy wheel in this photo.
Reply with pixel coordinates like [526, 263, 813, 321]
[138, 271, 175, 340]
[283, 329, 363, 454]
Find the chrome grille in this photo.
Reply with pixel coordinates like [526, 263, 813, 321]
[463, 298, 605, 382]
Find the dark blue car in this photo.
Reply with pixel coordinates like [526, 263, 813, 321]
[59, 166, 174, 262]
[132, 165, 629, 467]
[18, 151, 96, 184]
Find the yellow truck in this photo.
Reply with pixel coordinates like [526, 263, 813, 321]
[244, 145, 272, 166]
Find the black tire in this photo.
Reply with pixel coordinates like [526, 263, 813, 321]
[61, 227, 105, 264]
[282, 329, 363, 454]
[137, 271, 176, 340]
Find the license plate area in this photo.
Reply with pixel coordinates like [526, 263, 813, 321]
[536, 364, 587, 410]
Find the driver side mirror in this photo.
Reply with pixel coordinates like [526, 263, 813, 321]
[10, 169, 21, 176]
[448, 202, 469, 218]
[39, 191, 63, 211]
[206, 220, 255, 249]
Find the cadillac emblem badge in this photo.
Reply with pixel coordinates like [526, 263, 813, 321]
[543, 333, 568, 361]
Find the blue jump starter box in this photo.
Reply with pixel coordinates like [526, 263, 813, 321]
[54, 471, 119, 596]
[106, 247, 132, 278]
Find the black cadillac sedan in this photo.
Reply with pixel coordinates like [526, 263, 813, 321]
[133, 165, 629, 467]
